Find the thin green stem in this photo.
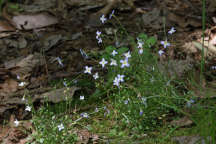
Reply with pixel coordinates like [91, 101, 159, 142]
[201, 0, 206, 77]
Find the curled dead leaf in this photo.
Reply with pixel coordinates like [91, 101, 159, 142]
[12, 12, 58, 30]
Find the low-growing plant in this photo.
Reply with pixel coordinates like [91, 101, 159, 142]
[81, 11, 188, 134]
[15, 8, 214, 144]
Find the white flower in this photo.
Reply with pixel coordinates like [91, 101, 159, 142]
[97, 37, 102, 43]
[96, 30, 101, 37]
[186, 99, 195, 107]
[109, 10, 115, 19]
[120, 59, 130, 68]
[99, 58, 108, 68]
[111, 50, 118, 56]
[158, 50, 165, 56]
[25, 105, 31, 112]
[137, 41, 143, 49]
[58, 123, 64, 131]
[95, 107, 99, 112]
[80, 95, 84, 100]
[14, 119, 19, 127]
[19, 82, 26, 87]
[117, 74, 125, 82]
[113, 77, 120, 87]
[93, 72, 99, 79]
[56, 57, 63, 67]
[211, 66, 216, 70]
[17, 75, 20, 80]
[63, 81, 67, 87]
[139, 48, 143, 54]
[100, 14, 107, 24]
[124, 51, 131, 59]
[21, 97, 25, 101]
[160, 40, 170, 48]
[81, 112, 89, 118]
[168, 27, 176, 34]
[110, 59, 117, 66]
[84, 66, 92, 74]
[124, 100, 128, 105]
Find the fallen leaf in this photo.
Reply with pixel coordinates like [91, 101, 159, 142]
[170, 116, 193, 127]
[4, 53, 45, 80]
[76, 129, 90, 144]
[12, 12, 58, 30]
[33, 87, 80, 103]
[0, 79, 19, 94]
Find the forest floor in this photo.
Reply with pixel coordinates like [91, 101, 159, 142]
[0, 0, 216, 143]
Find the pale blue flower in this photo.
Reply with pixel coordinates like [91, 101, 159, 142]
[113, 77, 120, 87]
[57, 123, 64, 131]
[158, 50, 164, 56]
[97, 37, 102, 43]
[110, 59, 117, 66]
[124, 51, 131, 59]
[137, 41, 143, 49]
[56, 57, 64, 67]
[99, 58, 108, 68]
[19, 82, 26, 87]
[186, 99, 195, 107]
[14, 119, 19, 127]
[100, 14, 107, 24]
[120, 59, 130, 68]
[211, 66, 216, 70]
[17, 75, 20, 80]
[117, 74, 125, 82]
[95, 107, 99, 112]
[139, 110, 143, 116]
[160, 40, 170, 48]
[81, 112, 89, 118]
[25, 105, 31, 112]
[109, 10, 115, 19]
[168, 27, 176, 34]
[124, 100, 128, 105]
[139, 48, 143, 54]
[63, 81, 67, 87]
[80, 95, 84, 100]
[96, 30, 101, 37]
[111, 50, 118, 56]
[93, 72, 99, 79]
[84, 66, 92, 74]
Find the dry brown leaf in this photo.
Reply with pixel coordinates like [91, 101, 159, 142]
[12, 12, 58, 30]
[0, 79, 19, 94]
[182, 42, 198, 53]
[4, 53, 45, 80]
[170, 116, 193, 127]
[76, 129, 90, 144]
[33, 87, 80, 103]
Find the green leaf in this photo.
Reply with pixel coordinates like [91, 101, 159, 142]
[102, 54, 110, 60]
[146, 36, 157, 46]
[105, 45, 115, 53]
[138, 33, 148, 41]
[117, 47, 129, 55]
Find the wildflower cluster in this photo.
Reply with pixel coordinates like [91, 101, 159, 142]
[96, 30, 102, 44]
[159, 27, 176, 56]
